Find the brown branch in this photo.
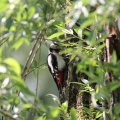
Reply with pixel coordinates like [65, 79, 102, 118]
[35, 42, 41, 97]
[23, 63, 46, 79]
[23, 42, 41, 80]
[21, 28, 46, 79]
[0, 33, 12, 46]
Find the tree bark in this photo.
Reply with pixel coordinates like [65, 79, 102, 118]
[104, 22, 120, 119]
[62, 1, 120, 120]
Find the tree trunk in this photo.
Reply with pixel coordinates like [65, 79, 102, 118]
[104, 22, 120, 119]
[60, 19, 120, 119]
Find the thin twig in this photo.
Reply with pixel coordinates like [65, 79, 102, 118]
[0, 32, 12, 46]
[21, 33, 40, 77]
[76, 22, 91, 31]
[23, 63, 46, 79]
[91, 92, 105, 112]
[0, 38, 9, 46]
[23, 43, 41, 80]
[35, 42, 41, 97]
[22, 28, 46, 79]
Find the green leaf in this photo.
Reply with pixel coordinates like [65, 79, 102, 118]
[0, 0, 9, 12]
[61, 101, 68, 113]
[21, 103, 33, 109]
[4, 58, 21, 76]
[114, 103, 120, 115]
[16, 82, 34, 96]
[70, 108, 77, 120]
[112, 51, 117, 64]
[108, 81, 120, 92]
[28, 7, 35, 19]
[34, 60, 38, 67]
[62, 48, 73, 54]
[81, 18, 95, 29]
[37, 116, 46, 120]
[48, 32, 64, 39]
[50, 109, 59, 118]
[12, 38, 25, 50]
[96, 111, 102, 119]
[14, 97, 20, 105]
[55, 25, 65, 30]
[70, 48, 81, 62]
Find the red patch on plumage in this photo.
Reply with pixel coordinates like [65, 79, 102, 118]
[58, 71, 64, 86]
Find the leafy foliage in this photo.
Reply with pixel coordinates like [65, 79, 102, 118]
[0, 0, 120, 119]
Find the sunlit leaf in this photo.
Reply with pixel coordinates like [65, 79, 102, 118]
[50, 109, 59, 118]
[112, 51, 117, 64]
[63, 48, 73, 54]
[28, 7, 35, 19]
[48, 32, 64, 39]
[21, 103, 33, 109]
[96, 111, 102, 119]
[37, 116, 46, 120]
[61, 101, 68, 113]
[55, 25, 65, 30]
[12, 38, 25, 50]
[14, 97, 20, 105]
[70, 108, 77, 120]
[0, 0, 9, 12]
[81, 18, 95, 29]
[4, 58, 21, 76]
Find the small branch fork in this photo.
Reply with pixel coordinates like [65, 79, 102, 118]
[22, 63, 46, 79]
[21, 28, 46, 80]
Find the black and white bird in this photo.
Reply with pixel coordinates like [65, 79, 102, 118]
[47, 43, 66, 94]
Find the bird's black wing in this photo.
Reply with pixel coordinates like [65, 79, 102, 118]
[47, 53, 59, 90]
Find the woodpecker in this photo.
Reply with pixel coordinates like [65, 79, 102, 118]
[47, 43, 66, 94]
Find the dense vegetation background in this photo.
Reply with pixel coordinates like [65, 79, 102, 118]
[0, 0, 120, 120]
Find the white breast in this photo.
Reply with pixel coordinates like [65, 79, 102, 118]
[54, 52, 65, 71]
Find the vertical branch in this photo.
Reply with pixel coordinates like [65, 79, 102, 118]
[35, 42, 41, 98]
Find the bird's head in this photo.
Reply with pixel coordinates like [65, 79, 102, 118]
[49, 42, 61, 53]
